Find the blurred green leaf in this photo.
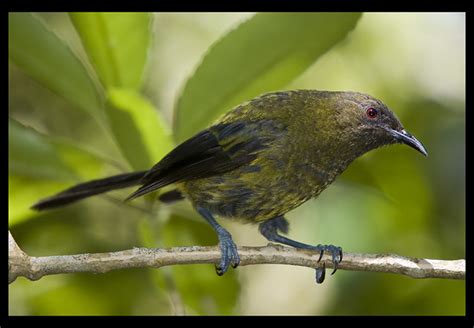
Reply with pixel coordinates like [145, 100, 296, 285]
[8, 175, 70, 226]
[9, 119, 105, 226]
[8, 13, 102, 116]
[106, 88, 174, 170]
[338, 156, 393, 202]
[162, 214, 239, 314]
[70, 12, 152, 90]
[21, 270, 162, 315]
[174, 12, 362, 142]
[10, 119, 76, 181]
[9, 119, 104, 181]
[137, 217, 158, 249]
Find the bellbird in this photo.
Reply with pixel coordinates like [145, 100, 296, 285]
[31, 90, 427, 283]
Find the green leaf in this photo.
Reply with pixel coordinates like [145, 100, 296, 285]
[70, 12, 152, 90]
[9, 120, 76, 181]
[175, 13, 362, 142]
[8, 175, 71, 226]
[8, 13, 102, 116]
[8, 119, 105, 226]
[338, 157, 390, 201]
[106, 88, 174, 171]
[9, 119, 104, 181]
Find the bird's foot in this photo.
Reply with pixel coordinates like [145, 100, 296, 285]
[258, 216, 343, 284]
[215, 228, 240, 276]
[313, 244, 343, 284]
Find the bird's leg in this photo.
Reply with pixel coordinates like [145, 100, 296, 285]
[259, 216, 342, 283]
[196, 207, 240, 276]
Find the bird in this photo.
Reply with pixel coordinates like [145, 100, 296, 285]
[31, 90, 428, 283]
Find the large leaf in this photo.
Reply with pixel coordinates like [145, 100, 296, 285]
[106, 88, 174, 171]
[70, 12, 152, 90]
[8, 13, 102, 116]
[175, 13, 362, 142]
[10, 120, 76, 182]
[8, 175, 70, 226]
[9, 119, 104, 181]
[8, 119, 105, 226]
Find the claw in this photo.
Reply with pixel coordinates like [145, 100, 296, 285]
[315, 262, 326, 284]
[330, 261, 338, 275]
[215, 231, 240, 276]
[318, 248, 324, 262]
[215, 265, 224, 276]
[329, 246, 342, 274]
[313, 244, 343, 276]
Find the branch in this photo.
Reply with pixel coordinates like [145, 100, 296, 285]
[8, 231, 465, 284]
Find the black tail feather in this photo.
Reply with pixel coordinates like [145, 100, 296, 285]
[31, 171, 147, 211]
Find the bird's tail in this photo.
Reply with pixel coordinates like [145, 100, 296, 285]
[31, 171, 147, 211]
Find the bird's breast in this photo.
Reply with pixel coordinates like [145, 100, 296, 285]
[181, 150, 338, 222]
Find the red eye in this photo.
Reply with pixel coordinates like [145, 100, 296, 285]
[366, 107, 378, 119]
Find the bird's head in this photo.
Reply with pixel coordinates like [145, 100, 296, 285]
[323, 91, 428, 158]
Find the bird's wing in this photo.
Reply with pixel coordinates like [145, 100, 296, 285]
[125, 120, 285, 201]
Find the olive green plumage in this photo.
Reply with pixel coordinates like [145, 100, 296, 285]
[178, 90, 404, 222]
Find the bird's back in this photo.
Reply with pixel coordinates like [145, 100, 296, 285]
[179, 90, 342, 222]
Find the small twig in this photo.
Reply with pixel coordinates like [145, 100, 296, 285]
[8, 231, 465, 284]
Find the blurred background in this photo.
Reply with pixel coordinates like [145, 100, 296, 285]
[9, 12, 465, 315]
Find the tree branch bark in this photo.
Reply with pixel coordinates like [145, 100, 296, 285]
[8, 231, 465, 284]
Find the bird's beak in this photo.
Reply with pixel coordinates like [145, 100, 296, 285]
[388, 128, 428, 157]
